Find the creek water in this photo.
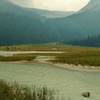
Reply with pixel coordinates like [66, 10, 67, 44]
[0, 63, 100, 100]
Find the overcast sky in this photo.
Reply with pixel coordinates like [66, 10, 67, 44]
[10, 0, 90, 11]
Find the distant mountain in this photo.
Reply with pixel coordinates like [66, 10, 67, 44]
[32, 9, 74, 18]
[0, 0, 100, 46]
[0, 0, 75, 45]
[70, 34, 100, 47]
[65, 0, 100, 46]
[53, 0, 100, 41]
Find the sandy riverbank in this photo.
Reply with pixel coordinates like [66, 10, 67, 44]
[53, 63, 100, 72]
[0, 51, 63, 56]
[0, 59, 100, 72]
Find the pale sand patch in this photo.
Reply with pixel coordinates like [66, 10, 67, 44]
[0, 51, 63, 57]
[53, 63, 100, 72]
[34, 56, 55, 63]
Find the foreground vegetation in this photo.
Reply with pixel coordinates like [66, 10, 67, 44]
[0, 80, 56, 100]
[0, 44, 100, 66]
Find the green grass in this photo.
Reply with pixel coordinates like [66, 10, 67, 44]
[0, 44, 65, 51]
[0, 44, 100, 66]
[50, 50, 100, 66]
[0, 80, 56, 100]
[0, 54, 36, 62]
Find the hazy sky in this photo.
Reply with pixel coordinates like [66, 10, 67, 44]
[10, 0, 90, 11]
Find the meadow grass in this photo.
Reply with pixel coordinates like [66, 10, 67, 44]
[0, 54, 36, 62]
[50, 47, 100, 66]
[0, 80, 56, 100]
[0, 44, 100, 66]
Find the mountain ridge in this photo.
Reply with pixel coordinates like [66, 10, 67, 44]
[0, 0, 100, 46]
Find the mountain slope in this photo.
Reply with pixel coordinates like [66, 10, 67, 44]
[0, 0, 63, 45]
[32, 9, 74, 18]
[52, 0, 100, 42]
[0, 0, 100, 46]
[69, 34, 100, 47]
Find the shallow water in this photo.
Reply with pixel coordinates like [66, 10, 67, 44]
[0, 63, 100, 100]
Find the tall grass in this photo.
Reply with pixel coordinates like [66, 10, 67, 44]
[0, 55, 36, 62]
[1, 44, 100, 66]
[0, 80, 56, 100]
[51, 51, 100, 66]
[48, 47, 100, 66]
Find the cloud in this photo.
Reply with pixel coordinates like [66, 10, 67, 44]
[32, 0, 90, 11]
[10, 0, 90, 11]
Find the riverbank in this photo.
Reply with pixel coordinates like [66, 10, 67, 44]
[0, 60, 100, 72]
[53, 63, 100, 72]
[0, 44, 100, 72]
